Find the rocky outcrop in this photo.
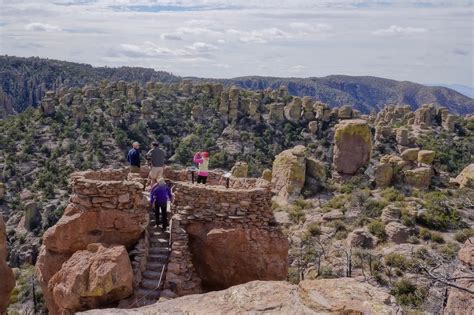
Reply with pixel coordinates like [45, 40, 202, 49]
[385, 222, 410, 244]
[445, 238, 474, 315]
[418, 150, 435, 165]
[0, 216, 15, 314]
[333, 119, 372, 175]
[375, 163, 393, 188]
[403, 167, 433, 189]
[271, 146, 306, 204]
[347, 228, 375, 248]
[284, 97, 302, 123]
[81, 279, 399, 315]
[455, 163, 474, 188]
[401, 148, 420, 162]
[36, 169, 148, 314]
[231, 161, 249, 178]
[48, 243, 133, 314]
[0, 182, 5, 200]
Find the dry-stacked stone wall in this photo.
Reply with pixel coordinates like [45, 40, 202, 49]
[163, 168, 288, 296]
[36, 168, 149, 314]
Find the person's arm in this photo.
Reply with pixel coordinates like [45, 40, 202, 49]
[127, 150, 131, 163]
[150, 187, 156, 206]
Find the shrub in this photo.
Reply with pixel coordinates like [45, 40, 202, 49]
[363, 199, 388, 218]
[306, 222, 322, 236]
[381, 187, 405, 202]
[294, 198, 313, 210]
[319, 266, 334, 278]
[419, 228, 432, 241]
[454, 228, 474, 243]
[440, 243, 460, 259]
[368, 220, 386, 239]
[391, 279, 427, 308]
[384, 253, 411, 270]
[417, 192, 462, 230]
[288, 206, 306, 224]
[430, 232, 445, 244]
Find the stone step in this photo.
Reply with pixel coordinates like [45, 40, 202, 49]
[149, 247, 169, 255]
[141, 278, 160, 290]
[143, 270, 163, 280]
[146, 261, 165, 270]
[148, 253, 168, 262]
[135, 288, 161, 301]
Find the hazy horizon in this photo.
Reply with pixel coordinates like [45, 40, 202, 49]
[1, 1, 473, 88]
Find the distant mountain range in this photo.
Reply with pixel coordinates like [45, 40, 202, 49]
[0, 55, 472, 118]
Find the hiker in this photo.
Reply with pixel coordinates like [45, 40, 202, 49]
[127, 141, 141, 173]
[146, 141, 165, 187]
[193, 151, 209, 184]
[150, 178, 173, 230]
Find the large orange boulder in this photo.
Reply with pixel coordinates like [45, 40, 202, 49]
[445, 238, 474, 315]
[333, 119, 372, 175]
[49, 243, 133, 314]
[271, 145, 306, 204]
[0, 217, 15, 313]
[186, 224, 288, 291]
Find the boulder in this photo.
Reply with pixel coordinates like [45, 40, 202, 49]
[231, 162, 249, 178]
[385, 222, 410, 244]
[40, 96, 57, 116]
[284, 98, 302, 123]
[271, 146, 306, 204]
[261, 169, 272, 182]
[442, 114, 457, 132]
[418, 150, 435, 165]
[186, 225, 288, 291]
[401, 148, 420, 161]
[338, 105, 353, 119]
[140, 98, 154, 115]
[24, 201, 41, 231]
[375, 163, 393, 188]
[305, 158, 326, 182]
[49, 243, 133, 313]
[268, 103, 285, 123]
[396, 127, 409, 146]
[381, 205, 401, 224]
[301, 97, 314, 121]
[455, 163, 474, 188]
[445, 238, 474, 315]
[0, 216, 15, 314]
[403, 167, 433, 189]
[308, 121, 318, 134]
[413, 104, 435, 128]
[347, 228, 375, 248]
[333, 119, 372, 175]
[81, 278, 399, 315]
[314, 102, 331, 121]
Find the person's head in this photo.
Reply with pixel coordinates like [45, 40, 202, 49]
[152, 141, 159, 148]
[157, 177, 166, 186]
[201, 151, 209, 159]
[132, 141, 140, 149]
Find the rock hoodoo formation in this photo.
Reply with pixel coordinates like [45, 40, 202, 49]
[333, 119, 372, 175]
[36, 169, 148, 314]
[0, 216, 15, 314]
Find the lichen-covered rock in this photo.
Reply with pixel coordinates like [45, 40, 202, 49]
[140, 98, 154, 115]
[81, 278, 399, 315]
[375, 163, 393, 188]
[271, 145, 306, 204]
[403, 167, 433, 189]
[413, 104, 435, 128]
[454, 163, 474, 188]
[49, 243, 133, 314]
[314, 102, 331, 121]
[231, 162, 248, 178]
[261, 169, 272, 182]
[268, 103, 285, 123]
[418, 150, 435, 165]
[0, 216, 15, 314]
[301, 96, 314, 121]
[333, 119, 372, 175]
[442, 114, 457, 132]
[24, 201, 41, 231]
[40, 95, 57, 116]
[401, 148, 420, 162]
[305, 158, 326, 182]
[385, 221, 410, 244]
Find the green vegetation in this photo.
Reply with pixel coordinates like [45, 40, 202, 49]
[368, 220, 386, 239]
[390, 279, 427, 308]
[384, 253, 411, 271]
[416, 192, 463, 230]
[454, 228, 474, 243]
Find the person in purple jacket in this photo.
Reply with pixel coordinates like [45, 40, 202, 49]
[150, 178, 173, 230]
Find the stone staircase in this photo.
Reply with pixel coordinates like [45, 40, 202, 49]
[131, 220, 170, 307]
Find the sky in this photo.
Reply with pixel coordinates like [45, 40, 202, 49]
[0, 0, 473, 87]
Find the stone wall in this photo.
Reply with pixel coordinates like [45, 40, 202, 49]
[36, 168, 149, 314]
[162, 168, 288, 296]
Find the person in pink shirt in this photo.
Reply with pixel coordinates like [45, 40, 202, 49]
[193, 151, 209, 184]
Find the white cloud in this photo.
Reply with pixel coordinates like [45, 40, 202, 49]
[186, 41, 218, 52]
[372, 25, 428, 36]
[160, 33, 183, 40]
[228, 27, 288, 43]
[289, 22, 331, 34]
[25, 22, 62, 32]
[288, 65, 306, 73]
[119, 42, 189, 57]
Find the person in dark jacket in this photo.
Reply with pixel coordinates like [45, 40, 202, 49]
[150, 178, 173, 230]
[146, 141, 165, 187]
[127, 141, 141, 173]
